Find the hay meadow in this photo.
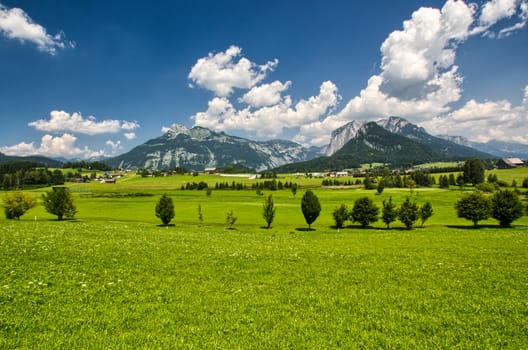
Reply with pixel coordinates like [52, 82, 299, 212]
[1, 168, 528, 348]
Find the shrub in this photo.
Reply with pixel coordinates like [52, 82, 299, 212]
[3, 191, 37, 220]
[42, 187, 77, 221]
[398, 197, 419, 229]
[301, 190, 321, 230]
[155, 194, 175, 226]
[491, 189, 524, 228]
[332, 204, 348, 229]
[350, 197, 379, 228]
[476, 182, 498, 193]
[455, 191, 491, 227]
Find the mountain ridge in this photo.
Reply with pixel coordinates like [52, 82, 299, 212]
[105, 124, 322, 171]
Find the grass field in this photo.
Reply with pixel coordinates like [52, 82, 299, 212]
[1, 169, 528, 348]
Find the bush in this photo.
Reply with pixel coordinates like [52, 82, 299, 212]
[3, 191, 37, 220]
[455, 191, 491, 227]
[491, 189, 524, 227]
[350, 197, 379, 228]
[476, 182, 498, 193]
[332, 204, 348, 229]
[42, 187, 77, 220]
[155, 194, 175, 226]
[398, 198, 419, 229]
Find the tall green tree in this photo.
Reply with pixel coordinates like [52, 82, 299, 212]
[350, 196, 379, 228]
[301, 190, 321, 230]
[398, 197, 419, 229]
[42, 187, 77, 220]
[332, 204, 348, 229]
[491, 189, 524, 227]
[155, 194, 175, 226]
[382, 197, 398, 229]
[3, 191, 37, 220]
[262, 194, 276, 229]
[418, 202, 433, 228]
[462, 158, 485, 185]
[455, 191, 491, 227]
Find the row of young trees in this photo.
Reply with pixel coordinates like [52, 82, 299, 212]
[4, 183, 525, 231]
[332, 197, 433, 230]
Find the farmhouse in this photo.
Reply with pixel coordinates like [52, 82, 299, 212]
[496, 158, 525, 169]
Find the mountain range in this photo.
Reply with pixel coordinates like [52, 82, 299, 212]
[105, 116, 496, 172]
[0, 152, 62, 168]
[437, 135, 528, 160]
[274, 118, 493, 172]
[104, 124, 322, 172]
[3, 116, 527, 171]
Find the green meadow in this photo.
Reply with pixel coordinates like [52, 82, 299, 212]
[1, 169, 528, 348]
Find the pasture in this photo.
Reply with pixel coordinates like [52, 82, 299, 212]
[1, 168, 528, 348]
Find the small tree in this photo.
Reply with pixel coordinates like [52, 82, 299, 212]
[197, 204, 203, 226]
[332, 204, 348, 229]
[42, 187, 77, 220]
[225, 209, 237, 229]
[3, 191, 37, 220]
[382, 197, 398, 229]
[301, 190, 321, 230]
[418, 202, 433, 228]
[407, 179, 416, 194]
[376, 180, 385, 195]
[491, 189, 524, 227]
[350, 196, 379, 228]
[262, 194, 276, 229]
[455, 191, 491, 227]
[398, 197, 419, 229]
[155, 194, 175, 226]
[291, 184, 298, 197]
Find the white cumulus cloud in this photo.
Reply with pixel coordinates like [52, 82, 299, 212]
[192, 81, 340, 138]
[28, 110, 140, 135]
[240, 80, 291, 108]
[292, 0, 528, 146]
[188, 45, 278, 97]
[422, 85, 528, 143]
[0, 3, 74, 54]
[0, 133, 108, 158]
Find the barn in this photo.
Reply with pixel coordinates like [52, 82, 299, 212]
[496, 158, 525, 169]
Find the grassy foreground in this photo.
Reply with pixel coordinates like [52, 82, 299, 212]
[1, 220, 528, 348]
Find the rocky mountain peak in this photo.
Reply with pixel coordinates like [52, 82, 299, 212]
[165, 124, 191, 138]
[325, 120, 363, 156]
[376, 116, 409, 134]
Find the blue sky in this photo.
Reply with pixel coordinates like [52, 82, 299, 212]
[0, 0, 527, 159]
